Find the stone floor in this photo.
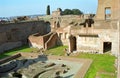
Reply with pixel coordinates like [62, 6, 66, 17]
[0, 53, 92, 78]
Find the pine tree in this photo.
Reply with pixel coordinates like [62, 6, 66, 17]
[46, 5, 50, 15]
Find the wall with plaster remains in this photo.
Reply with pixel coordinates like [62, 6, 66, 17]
[50, 14, 119, 56]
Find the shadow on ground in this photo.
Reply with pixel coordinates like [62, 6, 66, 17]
[0, 55, 48, 77]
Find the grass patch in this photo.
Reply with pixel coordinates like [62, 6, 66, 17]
[0, 45, 117, 78]
[100, 74, 115, 78]
[45, 46, 116, 78]
[0, 45, 38, 59]
[44, 46, 68, 56]
[75, 53, 116, 78]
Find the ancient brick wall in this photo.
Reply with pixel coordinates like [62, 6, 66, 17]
[76, 35, 99, 53]
[45, 32, 59, 50]
[28, 33, 44, 49]
[0, 21, 50, 53]
[43, 32, 53, 48]
[96, 0, 120, 20]
[29, 32, 60, 50]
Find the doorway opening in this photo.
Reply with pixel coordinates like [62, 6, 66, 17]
[69, 35, 77, 52]
[103, 42, 112, 53]
[72, 36, 77, 51]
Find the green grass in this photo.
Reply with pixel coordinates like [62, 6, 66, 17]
[100, 74, 115, 78]
[0, 45, 38, 59]
[44, 46, 68, 55]
[75, 53, 116, 78]
[0, 45, 117, 78]
[44, 46, 117, 78]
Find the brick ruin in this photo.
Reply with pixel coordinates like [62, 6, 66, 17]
[52, 8, 62, 17]
[96, 0, 120, 20]
[46, 0, 120, 56]
[28, 32, 60, 50]
[0, 0, 119, 57]
[0, 21, 50, 53]
[0, 0, 120, 77]
[45, 1, 120, 76]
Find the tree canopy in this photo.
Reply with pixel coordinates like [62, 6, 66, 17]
[62, 9, 83, 15]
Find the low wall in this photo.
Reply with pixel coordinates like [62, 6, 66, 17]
[28, 32, 54, 49]
[29, 32, 60, 50]
[0, 53, 21, 64]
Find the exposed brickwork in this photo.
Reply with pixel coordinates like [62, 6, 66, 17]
[28, 33, 44, 49]
[45, 32, 59, 50]
[29, 32, 60, 50]
[43, 32, 53, 48]
[0, 21, 50, 53]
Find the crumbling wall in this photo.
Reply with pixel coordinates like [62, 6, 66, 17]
[29, 32, 54, 49]
[28, 33, 44, 49]
[29, 32, 60, 50]
[71, 27, 118, 55]
[43, 32, 53, 48]
[45, 32, 59, 50]
[29, 32, 53, 49]
[0, 21, 50, 53]
[96, 0, 120, 20]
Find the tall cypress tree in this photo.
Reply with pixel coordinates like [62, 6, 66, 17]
[46, 5, 50, 15]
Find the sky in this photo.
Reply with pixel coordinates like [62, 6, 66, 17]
[0, 0, 98, 17]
